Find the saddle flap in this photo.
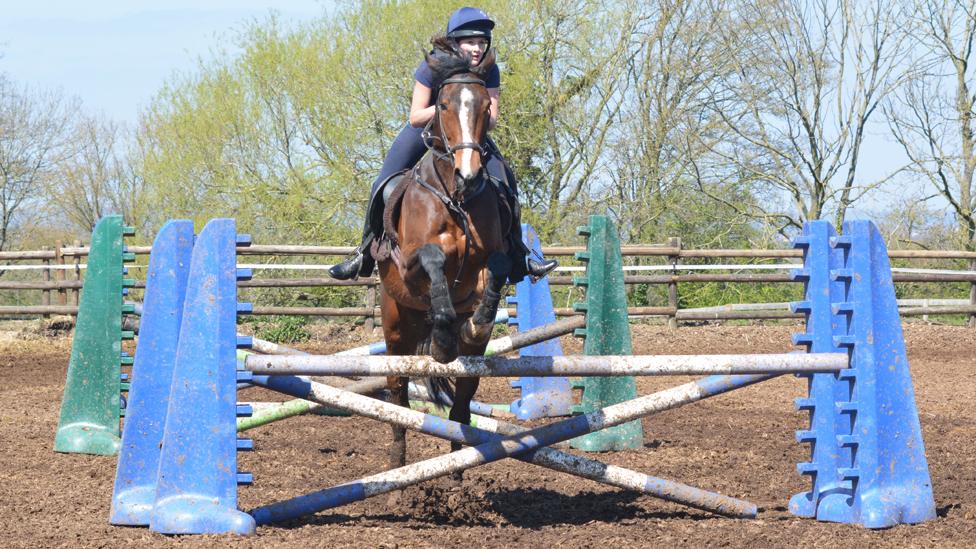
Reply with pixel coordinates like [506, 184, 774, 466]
[368, 170, 408, 236]
[371, 170, 412, 266]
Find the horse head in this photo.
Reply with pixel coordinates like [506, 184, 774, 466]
[426, 42, 496, 200]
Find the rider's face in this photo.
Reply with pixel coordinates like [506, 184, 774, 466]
[458, 37, 488, 65]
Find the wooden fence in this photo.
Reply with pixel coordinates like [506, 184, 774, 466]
[2, 241, 975, 329]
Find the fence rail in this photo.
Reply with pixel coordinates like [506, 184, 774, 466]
[2, 239, 975, 327]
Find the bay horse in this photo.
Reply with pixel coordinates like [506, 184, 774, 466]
[375, 42, 511, 472]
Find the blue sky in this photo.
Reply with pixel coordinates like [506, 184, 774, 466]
[0, 1, 931, 219]
[0, 1, 331, 123]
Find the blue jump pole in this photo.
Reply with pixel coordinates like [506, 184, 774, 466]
[248, 372, 759, 520]
[248, 372, 780, 524]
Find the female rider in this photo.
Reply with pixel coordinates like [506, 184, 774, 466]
[328, 6, 557, 282]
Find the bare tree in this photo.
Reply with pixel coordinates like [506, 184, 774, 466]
[46, 115, 136, 233]
[885, 0, 976, 249]
[702, 0, 906, 235]
[0, 75, 77, 250]
[498, 0, 642, 239]
[607, 0, 752, 244]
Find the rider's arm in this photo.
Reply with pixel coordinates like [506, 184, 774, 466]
[488, 87, 499, 130]
[409, 81, 436, 128]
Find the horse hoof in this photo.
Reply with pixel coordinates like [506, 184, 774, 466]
[432, 330, 458, 363]
[460, 319, 491, 346]
[431, 347, 458, 364]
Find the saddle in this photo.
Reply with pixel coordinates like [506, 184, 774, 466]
[367, 169, 409, 239]
[370, 165, 514, 271]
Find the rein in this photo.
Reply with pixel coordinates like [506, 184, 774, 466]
[416, 75, 490, 289]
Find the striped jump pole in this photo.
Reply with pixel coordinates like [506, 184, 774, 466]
[251, 338, 311, 356]
[245, 352, 848, 378]
[237, 378, 500, 431]
[249, 373, 768, 524]
[237, 316, 586, 430]
[484, 315, 585, 357]
[237, 377, 387, 431]
[249, 371, 807, 524]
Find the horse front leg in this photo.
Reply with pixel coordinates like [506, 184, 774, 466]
[461, 252, 511, 347]
[413, 244, 458, 363]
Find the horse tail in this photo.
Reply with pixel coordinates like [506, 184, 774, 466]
[415, 334, 456, 407]
[422, 377, 456, 408]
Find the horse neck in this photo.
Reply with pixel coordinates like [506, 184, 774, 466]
[426, 146, 458, 198]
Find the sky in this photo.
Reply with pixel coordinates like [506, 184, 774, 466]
[0, 1, 332, 123]
[0, 1, 940, 221]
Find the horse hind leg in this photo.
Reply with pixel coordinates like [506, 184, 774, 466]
[386, 375, 409, 469]
[413, 244, 457, 363]
[448, 377, 480, 484]
[382, 299, 427, 473]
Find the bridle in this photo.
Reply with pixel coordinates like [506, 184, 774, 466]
[415, 74, 491, 288]
[421, 76, 489, 166]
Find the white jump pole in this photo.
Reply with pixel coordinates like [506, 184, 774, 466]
[248, 370, 833, 524]
[249, 373, 759, 519]
[244, 352, 848, 378]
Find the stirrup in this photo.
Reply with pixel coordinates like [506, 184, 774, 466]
[527, 258, 558, 282]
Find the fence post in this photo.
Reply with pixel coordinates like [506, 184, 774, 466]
[72, 239, 82, 306]
[970, 258, 976, 328]
[365, 282, 376, 334]
[667, 237, 681, 330]
[42, 246, 51, 318]
[55, 240, 67, 306]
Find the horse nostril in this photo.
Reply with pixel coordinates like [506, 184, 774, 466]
[455, 169, 476, 184]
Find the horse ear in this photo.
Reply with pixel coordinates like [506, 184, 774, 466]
[431, 36, 460, 55]
[427, 36, 461, 74]
[475, 48, 496, 79]
[425, 49, 440, 72]
[426, 49, 448, 77]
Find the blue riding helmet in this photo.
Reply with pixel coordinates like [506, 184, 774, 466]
[446, 7, 494, 50]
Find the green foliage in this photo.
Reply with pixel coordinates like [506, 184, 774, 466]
[133, 1, 475, 244]
[130, 0, 652, 247]
[256, 315, 311, 344]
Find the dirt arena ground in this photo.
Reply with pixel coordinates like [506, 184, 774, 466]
[0, 321, 973, 547]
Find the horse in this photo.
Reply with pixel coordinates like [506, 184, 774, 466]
[374, 41, 512, 472]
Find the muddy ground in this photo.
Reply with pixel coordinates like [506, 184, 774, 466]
[0, 322, 973, 548]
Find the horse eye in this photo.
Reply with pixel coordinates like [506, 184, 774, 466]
[438, 103, 448, 111]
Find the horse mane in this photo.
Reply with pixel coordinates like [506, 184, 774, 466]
[425, 36, 496, 89]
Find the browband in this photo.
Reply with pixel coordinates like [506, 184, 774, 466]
[439, 76, 487, 88]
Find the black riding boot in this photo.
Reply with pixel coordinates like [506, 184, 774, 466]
[504, 194, 557, 283]
[482, 139, 558, 283]
[508, 221, 558, 283]
[329, 221, 376, 280]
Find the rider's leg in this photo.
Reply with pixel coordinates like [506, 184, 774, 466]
[329, 125, 427, 280]
[483, 143, 558, 283]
